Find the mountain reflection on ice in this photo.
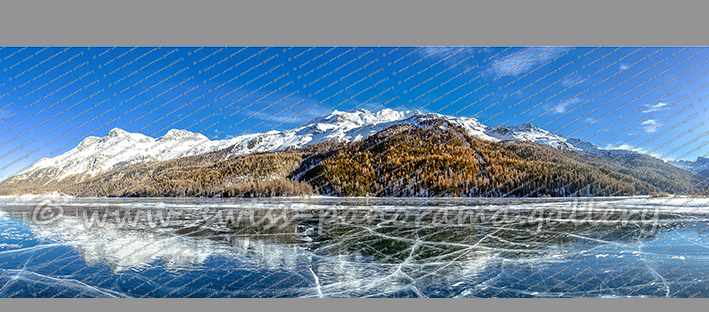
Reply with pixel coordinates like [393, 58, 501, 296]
[1, 196, 709, 297]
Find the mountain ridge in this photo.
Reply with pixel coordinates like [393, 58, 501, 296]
[669, 157, 709, 178]
[1, 108, 704, 197]
[23, 107, 639, 179]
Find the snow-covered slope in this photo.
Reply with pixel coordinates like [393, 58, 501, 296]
[565, 138, 640, 158]
[27, 128, 221, 180]
[219, 108, 424, 158]
[14, 108, 636, 182]
[485, 123, 577, 151]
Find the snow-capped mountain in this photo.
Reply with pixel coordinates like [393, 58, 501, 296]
[564, 138, 641, 158]
[220, 109, 587, 158]
[15, 108, 628, 182]
[27, 128, 220, 180]
[485, 123, 576, 151]
[669, 157, 709, 177]
[18, 109, 424, 181]
[220, 108, 423, 156]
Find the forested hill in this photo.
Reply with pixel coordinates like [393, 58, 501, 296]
[565, 150, 705, 195]
[297, 119, 671, 197]
[0, 117, 705, 197]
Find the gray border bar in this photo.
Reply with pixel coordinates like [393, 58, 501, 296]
[0, 0, 707, 46]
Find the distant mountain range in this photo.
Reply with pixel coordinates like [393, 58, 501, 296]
[669, 157, 709, 178]
[1, 108, 705, 197]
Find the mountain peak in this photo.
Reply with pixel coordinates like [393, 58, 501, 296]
[106, 128, 129, 138]
[160, 129, 208, 141]
[495, 123, 541, 132]
[566, 138, 599, 152]
[76, 136, 102, 150]
[319, 108, 398, 128]
[103, 128, 153, 145]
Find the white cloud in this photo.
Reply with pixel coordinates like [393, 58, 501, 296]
[550, 97, 581, 114]
[561, 75, 585, 87]
[619, 63, 630, 71]
[605, 143, 645, 153]
[610, 144, 635, 150]
[605, 142, 663, 158]
[488, 47, 568, 78]
[553, 103, 569, 114]
[641, 119, 660, 133]
[642, 102, 667, 113]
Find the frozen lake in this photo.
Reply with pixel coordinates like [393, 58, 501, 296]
[1, 196, 709, 297]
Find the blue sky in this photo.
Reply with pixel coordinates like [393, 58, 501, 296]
[0, 46, 708, 178]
